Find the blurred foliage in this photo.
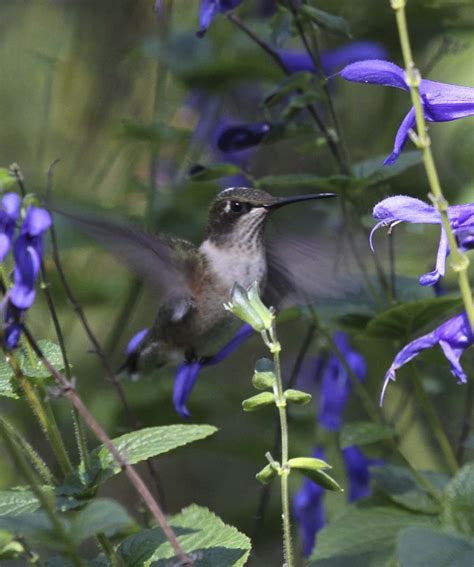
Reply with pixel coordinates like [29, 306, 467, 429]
[0, 0, 473, 565]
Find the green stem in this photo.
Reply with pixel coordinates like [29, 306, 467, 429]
[412, 366, 459, 474]
[0, 419, 84, 567]
[391, 0, 474, 330]
[96, 532, 123, 567]
[267, 324, 294, 567]
[6, 353, 73, 476]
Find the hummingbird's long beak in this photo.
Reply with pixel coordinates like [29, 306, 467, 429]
[263, 193, 336, 210]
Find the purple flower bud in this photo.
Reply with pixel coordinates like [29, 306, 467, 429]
[381, 311, 472, 404]
[339, 59, 474, 164]
[319, 332, 366, 431]
[173, 324, 253, 417]
[126, 328, 149, 355]
[342, 445, 383, 502]
[0, 193, 21, 262]
[293, 447, 326, 557]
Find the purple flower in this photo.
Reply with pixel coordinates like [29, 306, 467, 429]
[293, 447, 326, 557]
[277, 41, 387, 76]
[381, 311, 472, 404]
[173, 323, 254, 418]
[340, 60, 474, 164]
[370, 195, 474, 286]
[0, 193, 21, 262]
[319, 332, 366, 431]
[198, 0, 243, 37]
[10, 207, 52, 310]
[126, 328, 149, 356]
[217, 122, 272, 153]
[342, 445, 383, 502]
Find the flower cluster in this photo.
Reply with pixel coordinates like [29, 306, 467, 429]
[0, 194, 52, 349]
[293, 332, 382, 556]
[340, 59, 474, 164]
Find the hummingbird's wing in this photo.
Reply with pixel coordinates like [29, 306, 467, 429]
[54, 208, 196, 298]
[264, 232, 360, 308]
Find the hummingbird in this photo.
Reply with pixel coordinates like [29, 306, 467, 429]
[59, 187, 336, 373]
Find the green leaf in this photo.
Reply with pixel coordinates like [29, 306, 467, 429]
[0, 489, 41, 516]
[70, 499, 135, 544]
[295, 467, 342, 491]
[309, 506, 436, 564]
[0, 360, 18, 399]
[270, 4, 293, 47]
[364, 296, 462, 340]
[255, 173, 354, 192]
[86, 424, 217, 484]
[397, 527, 474, 567]
[300, 6, 352, 38]
[120, 119, 191, 148]
[118, 505, 251, 566]
[18, 340, 65, 380]
[0, 168, 16, 190]
[242, 392, 274, 412]
[372, 465, 447, 515]
[441, 462, 474, 536]
[340, 421, 394, 449]
[189, 163, 242, 181]
[351, 151, 422, 184]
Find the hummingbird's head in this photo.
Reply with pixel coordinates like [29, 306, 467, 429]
[206, 187, 335, 247]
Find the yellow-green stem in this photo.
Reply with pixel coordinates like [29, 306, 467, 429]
[268, 324, 294, 567]
[391, 0, 474, 330]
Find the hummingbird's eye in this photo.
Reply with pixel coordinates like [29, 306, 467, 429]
[229, 201, 251, 214]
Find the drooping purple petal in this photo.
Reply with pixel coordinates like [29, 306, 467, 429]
[173, 361, 202, 419]
[381, 311, 472, 404]
[343, 445, 383, 502]
[0, 193, 21, 262]
[339, 60, 408, 91]
[293, 447, 326, 557]
[126, 328, 149, 356]
[318, 332, 366, 431]
[384, 107, 416, 165]
[10, 239, 41, 309]
[198, 0, 243, 36]
[419, 228, 448, 286]
[203, 323, 253, 366]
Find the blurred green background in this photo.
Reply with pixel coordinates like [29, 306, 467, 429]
[0, 0, 473, 564]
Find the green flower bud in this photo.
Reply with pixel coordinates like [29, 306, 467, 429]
[247, 282, 273, 330]
[242, 392, 275, 412]
[288, 457, 342, 491]
[284, 389, 312, 405]
[224, 283, 266, 332]
[252, 358, 276, 390]
[256, 463, 279, 485]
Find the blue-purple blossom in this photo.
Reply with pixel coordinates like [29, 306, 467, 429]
[0, 193, 21, 262]
[126, 328, 149, 356]
[10, 207, 52, 310]
[319, 332, 367, 431]
[198, 0, 243, 37]
[370, 195, 474, 286]
[381, 311, 472, 404]
[342, 445, 383, 502]
[173, 323, 253, 417]
[277, 41, 387, 76]
[340, 60, 474, 164]
[217, 122, 272, 153]
[293, 447, 326, 557]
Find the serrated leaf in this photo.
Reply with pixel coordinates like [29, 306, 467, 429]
[397, 527, 474, 567]
[86, 424, 217, 484]
[300, 5, 352, 38]
[0, 360, 18, 399]
[309, 506, 436, 563]
[70, 499, 135, 544]
[364, 297, 462, 340]
[118, 505, 251, 566]
[372, 465, 447, 515]
[0, 489, 42, 516]
[351, 151, 422, 184]
[189, 163, 242, 181]
[18, 340, 65, 380]
[340, 421, 394, 449]
[441, 462, 474, 536]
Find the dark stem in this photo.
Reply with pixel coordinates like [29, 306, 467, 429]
[456, 376, 473, 465]
[22, 325, 192, 567]
[388, 230, 397, 300]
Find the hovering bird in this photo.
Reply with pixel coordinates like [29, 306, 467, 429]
[60, 187, 337, 373]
